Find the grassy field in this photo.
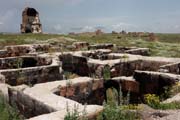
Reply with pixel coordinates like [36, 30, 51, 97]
[0, 33, 179, 57]
[0, 33, 62, 48]
[68, 33, 180, 57]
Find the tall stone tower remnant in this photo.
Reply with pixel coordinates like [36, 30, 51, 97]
[20, 7, 42, 33]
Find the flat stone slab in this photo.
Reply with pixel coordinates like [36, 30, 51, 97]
[125, 48, 150, 56]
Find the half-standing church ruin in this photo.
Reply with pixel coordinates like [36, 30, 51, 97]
[20, 7, 42, 33]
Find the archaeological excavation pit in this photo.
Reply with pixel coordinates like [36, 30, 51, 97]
[54, 78, 105, 105]
[7, 71, 180, 119]
[0, 42, 180, 120]
[58, 49, 180, 104]
[60, 50, 179, 78]
[0, 56, 63, 86]
[54, 77, 140, 105]
[7, 77, 104, 119]
[54, 71, 180, 106]
[81, 51, 119, 60]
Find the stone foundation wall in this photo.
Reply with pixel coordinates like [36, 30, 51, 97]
[111, 60, 169, 77]
[8, 77, 103, 119]
[134, 70, 180, 97]
[125, 48, 150, 56]
[61, 54, 90, 76]
[0, 44, 51, 58]
[0, 56, 52, 69]
[88, 44, 114, 50]
[61, 52, 171, 78]
[59, 79, 104, 105]
[8, 87, 56, 118]
[72, 42, 89, 50]
[0, 65, 63, 86]
[0, 50, 8, 58]
[160, 62, 180, 74]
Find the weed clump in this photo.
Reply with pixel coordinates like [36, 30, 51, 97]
[144, 94, 180, 110]
[64, 103, 88, 120]
[98, 86, 140, 120]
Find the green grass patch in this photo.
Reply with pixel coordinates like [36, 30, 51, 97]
[0, 33, 63, 48]
[0, 96, 22, 120]
[156, 33, 180, 43]
[97, 102, 140, 120]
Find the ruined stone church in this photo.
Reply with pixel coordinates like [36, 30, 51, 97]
[20, 7, 42, 33]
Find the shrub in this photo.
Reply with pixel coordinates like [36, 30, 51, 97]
[144, 94, 160, 108]
[97, 87, 140, 120]
[64, 103, 79, 120]
[144, 94, 180, 110]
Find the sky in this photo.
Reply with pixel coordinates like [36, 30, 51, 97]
[0, 0, 180, 33]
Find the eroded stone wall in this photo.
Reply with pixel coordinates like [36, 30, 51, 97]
[58, 79, 104, 105]
[21, 7, 42, 33]
[0, 42, 180, 120]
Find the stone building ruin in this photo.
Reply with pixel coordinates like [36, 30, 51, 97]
[20, 7, 42, 33]
[0, 41, 180, 119]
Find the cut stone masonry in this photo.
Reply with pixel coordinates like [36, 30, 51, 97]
[0, 42, 180, 119]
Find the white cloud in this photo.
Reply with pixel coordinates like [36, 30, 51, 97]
[80, 26, 95, 32]
[53, 24, 62, 31]
[67, 0, 86, 5]
[0, 9, 19, 32]
[0, 0, 179, 33]
[24, 0, 85, 6]
[111, 22, 138, 32]
[68, 25, 106, 33]
[174, 25, 180, 29]
[0, 10, 15, 22]
[112, 22, 136, 29]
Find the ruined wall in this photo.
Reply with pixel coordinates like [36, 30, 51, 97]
[0, 44, 50, 58]
[134, 71, 179, 97]
[21, 7, 42, 33]
[111, 60, 169, 77]
[160, 62, 180, 74]
[61, 54, 90, 76]
[0, 65, 62, 86]
[0, 56, 52, 69]
[58, 79, 104, 105]
[8, 87, 56, 118]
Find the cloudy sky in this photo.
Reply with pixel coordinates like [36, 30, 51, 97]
[0, 0, 180, 33]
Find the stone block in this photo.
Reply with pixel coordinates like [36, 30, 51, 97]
[125, 48, 150, 56]
[160, 62, 180, 74]
[134, 70, 179, 95]
[0, 65, 63, 86]
[88, 43, 114, 50]
[112, 76, 139, 93]
[72, 42, 89, 50]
